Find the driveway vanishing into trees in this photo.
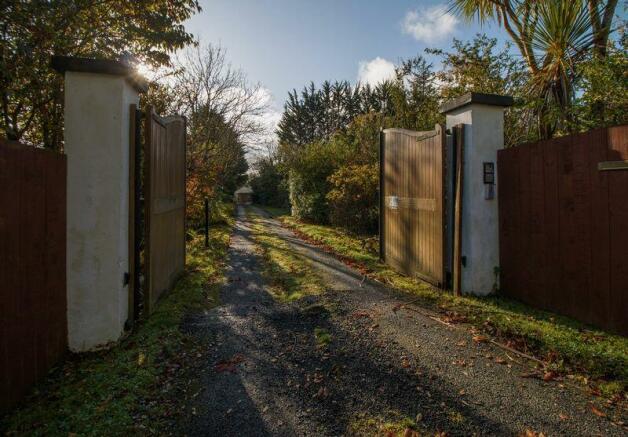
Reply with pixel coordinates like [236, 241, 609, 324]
[181, 206, 625, 436]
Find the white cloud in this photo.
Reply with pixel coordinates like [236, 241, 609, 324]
[402, 5, 458, 43]
[242, 86, 282, 157]
[357, 57, 396, 86]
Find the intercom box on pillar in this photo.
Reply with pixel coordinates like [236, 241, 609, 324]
[52, 56, 147, 351]
[440, 93, 513, 296]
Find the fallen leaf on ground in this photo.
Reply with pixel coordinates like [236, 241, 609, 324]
[313, 387, 329, 399]
[559, 413, 569, 421]
[442, 312, 468, 324]
[495, 357, 507, 364]
[214, 354, 245, 373]
[472, 335, 489, 343]
[542, 371, 556, 382]
[352, 311, 371, 319]
[520, 371, 538, 379]
[456, 341, 466, 347]
[518, 430, 546, 437]
[590, 404, 606, 417]
[403, 428, 419, 437]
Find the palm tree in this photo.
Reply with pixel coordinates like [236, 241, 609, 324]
[451, 0, 618, 138]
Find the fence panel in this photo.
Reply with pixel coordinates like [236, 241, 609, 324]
[0, 140, 67, 411]
[498, 126, 628, 335]
[607, 126, 628, 332]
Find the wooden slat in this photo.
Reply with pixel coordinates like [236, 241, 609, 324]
[379, 130, 385, 261]
[542, 139, 561, 312]
[453, 124, 464, 295]
[517, 142, 532, 305]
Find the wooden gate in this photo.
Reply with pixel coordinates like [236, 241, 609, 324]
[143, 108, 186, 314]
[380, 125, 447, 286]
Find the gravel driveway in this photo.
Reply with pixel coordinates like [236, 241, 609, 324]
[181, 206, 626, 436]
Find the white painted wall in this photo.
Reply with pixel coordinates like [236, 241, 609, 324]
[64, 71, 138, 351]
[446, 104, 505, 295]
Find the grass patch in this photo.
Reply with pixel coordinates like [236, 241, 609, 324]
[246, 209, 325, 302]
[1, 205, 235, 436]
[255, 204, 290, 218]
[349, 412, 418, 436]
[272, 211, 628, 395]
[314, 328, 332, 347]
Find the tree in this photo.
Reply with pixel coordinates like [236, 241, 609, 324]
[249, 155, 289, 208]
[575, 35, 628, 130]
[451, 0, 620, 138]
[141, 44, 265, 226]
[168, 44, 269, 149]
[588, 0, 620, 58]
[392, 55, 441, 131]
[0, 0, 201, 148]
[276, 80, 395, 147]
[429, 34, 533, 145]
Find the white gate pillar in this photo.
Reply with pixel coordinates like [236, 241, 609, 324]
[440, 93, 513, 296]
[52, 56, 147, 351]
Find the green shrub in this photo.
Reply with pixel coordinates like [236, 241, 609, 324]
[289, 170, 330, 223]
[327, 163, 379, 234]
[285, 141, 338, 223]
[249, 158, 289, 208]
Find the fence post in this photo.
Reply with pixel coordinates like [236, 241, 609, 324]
[52, 56, 147, 351]
[204, 198, 209, 248]
[440, 93, 513, 296]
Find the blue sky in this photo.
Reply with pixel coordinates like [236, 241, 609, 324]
[185, 0, 507, 113]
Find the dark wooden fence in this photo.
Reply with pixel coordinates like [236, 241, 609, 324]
[498, 126, 628, 335]
[0, 140, 67, 411]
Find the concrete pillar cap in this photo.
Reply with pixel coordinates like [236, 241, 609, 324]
[439, 92, 513, 114]
[51, 55, 148, 93]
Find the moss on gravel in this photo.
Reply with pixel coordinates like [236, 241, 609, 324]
[1, 205, 234, 436]
[272, 212, 628, 395]
[349, 412, 419, 436]
[314, 328, 332, 347]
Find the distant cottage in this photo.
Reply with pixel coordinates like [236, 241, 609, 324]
[234, 186, 253, 205]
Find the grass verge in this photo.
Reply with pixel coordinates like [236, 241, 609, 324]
[246, 209, 324, 302]
[1, 205, 234, 436]
[271, 211, 627, 397]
